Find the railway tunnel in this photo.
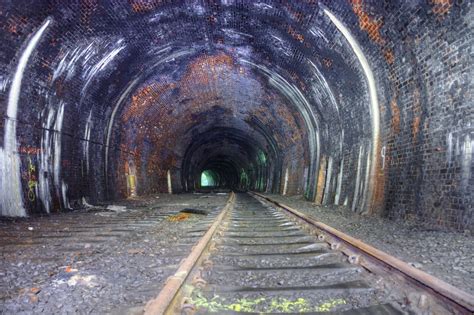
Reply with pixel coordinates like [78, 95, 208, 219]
[0, 0, 473, 314]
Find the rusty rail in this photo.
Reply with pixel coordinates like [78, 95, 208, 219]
[251, 192, 474, 314]
[144, 192, 235, 315]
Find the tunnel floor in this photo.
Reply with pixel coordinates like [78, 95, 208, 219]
[0, 193, 472, 313]
[0, 193, 229, 314]
[262, 194, 474, 295]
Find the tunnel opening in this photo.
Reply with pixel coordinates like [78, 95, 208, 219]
[181, 127, 280, 193]
[200, 170, 217, 188]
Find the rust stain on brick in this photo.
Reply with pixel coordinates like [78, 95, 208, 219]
[129, 0, 164, 13]
[350, 0, 394, 65]
[5, 16, 28, 35]
[412, 88, 422, 142]
[412, 116, 421, 142]
[180, 53, 235, 92]
[351, 0, 385, 45]
[322, 57, 332, 68]
[383, 48, 395, 65]
[314, 156, 327, 205]
[430, 0, 453, 17]
[287, 25, 305, 43]
[390, 96, 400, 134]
[122, 83, 175, 122]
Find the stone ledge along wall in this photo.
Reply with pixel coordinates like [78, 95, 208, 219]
[0, 1, 471, 231]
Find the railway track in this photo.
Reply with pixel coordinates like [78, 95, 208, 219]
[145, 192, 474, 314]
[0, 194, 229, 312]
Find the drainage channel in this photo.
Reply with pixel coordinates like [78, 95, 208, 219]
[145, 193, 473, 315]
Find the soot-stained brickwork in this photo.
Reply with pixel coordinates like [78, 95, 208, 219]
[0, 1, 471, 231]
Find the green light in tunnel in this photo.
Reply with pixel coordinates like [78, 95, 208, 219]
[240, 168, 249, 189]
[201, 170, 216, 187]
[258, 150, 266, 165]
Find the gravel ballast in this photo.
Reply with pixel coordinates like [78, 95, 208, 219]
[262, 194, 474, 295]
[0, 193, 229, 314]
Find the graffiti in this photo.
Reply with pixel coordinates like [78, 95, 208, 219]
[25, 157, 37, 202]
[18, 146, 42, 155]
[0, 18, 51, 217]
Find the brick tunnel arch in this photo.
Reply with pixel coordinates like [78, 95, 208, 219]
[0, 1, 472, 231]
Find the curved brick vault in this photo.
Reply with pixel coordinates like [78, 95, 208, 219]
[0, 0, 472, 230]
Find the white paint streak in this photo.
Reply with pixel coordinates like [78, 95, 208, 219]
[447, 132, 453, 163]
[83, 110, 93, 173]
[309, 26, 329, 43]
[52, 50, 70, 81]
[322, 156, 333, 204]
[335, 158, 344, 205]
[61, 180, 70, 209]
[53, 44, 93, 82]
[360, 150, 371, 215]
[53, 38, 125, 99]
[381, 146, 386, 170]
[303, 166, 309, 195]
[104, 75, 141, 177]
[0, 76, 10, 92]
[461, 134, 472, 189]
[53, 102, 65, 190]
[38, 106, 55, 213]
[38, 101, 66, 212]
[81, 39, 125, 96]
[352, 146, 363, 212]
[335, 130, 344, 205]
[0, 18, 51, 217]
[309, 60, 339, 116]
[167, 170, 173, 194]
[325, 9, 381, 212]
[282, 168, 289, 196]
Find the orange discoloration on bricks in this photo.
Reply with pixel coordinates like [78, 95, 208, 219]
[288, 25, 305, 43]
[180, 53, 235, 93]
[6, 16, 28, 35]
[350, 0, 395, 65]
[350, 0, 385, 45]
[430, 0, 453, 16]
[322, 57, 332, 68]
[412, 88, 422, 142]
[251, 95, 305, 152]
[372, 150, 387, 214]
[314, 156, 327, 204]
[122, 83, 175, 122]
[390, 96, 400, 134]
[129, 0, 164, 13]
[383, 48, 395, 65]
[412, 116, 421, 141]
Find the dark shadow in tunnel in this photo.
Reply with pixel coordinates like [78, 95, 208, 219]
[181, 127, 281, 193]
